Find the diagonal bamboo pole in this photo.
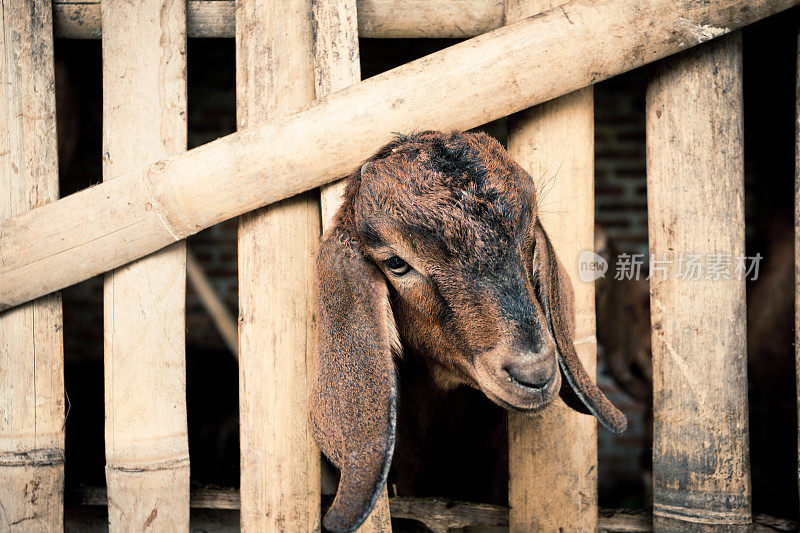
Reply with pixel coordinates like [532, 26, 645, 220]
[505, 3, 597, 531]
[313, 0, 393, 530]
[648, 34, 751, 531]
[236, 0, 321, 530]
[101, 0, 190, 529]
[1, 0, 797, 311]
[186, 250, 239, 359]
[0, 1, 65, 529]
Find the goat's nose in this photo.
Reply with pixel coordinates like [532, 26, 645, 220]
[505, 356, 557, 390]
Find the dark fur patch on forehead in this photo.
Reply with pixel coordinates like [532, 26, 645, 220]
[346, 131, 536, 265]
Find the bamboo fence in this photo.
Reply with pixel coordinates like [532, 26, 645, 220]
[0, 0, 798, 531]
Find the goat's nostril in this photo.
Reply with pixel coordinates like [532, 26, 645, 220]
[505, 362, 555, 390]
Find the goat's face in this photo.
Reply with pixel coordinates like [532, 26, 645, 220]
[310, 131, 626, 533]
[353, 135, 559, 411]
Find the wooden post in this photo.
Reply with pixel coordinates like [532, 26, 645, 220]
[0, 1, 65, 529]
[505, 5, 596, 531]
[236, 1, 321, 530]
[795, 28, 800, 516]
[647, 33, 751, 531]
[101, 0, 190, 529]
[315, 0, 362, 230]
[2, 0, 798, 311]
[313, 0, 393, 530]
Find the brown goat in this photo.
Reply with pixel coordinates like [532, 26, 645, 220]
[309, 130, 627, 532]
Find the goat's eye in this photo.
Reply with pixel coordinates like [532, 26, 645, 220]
[384, 256, 412, 275]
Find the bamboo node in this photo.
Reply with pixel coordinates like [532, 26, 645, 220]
[106, 455, 190, 474]
[654, 502, 752, 525]
[142, 163, 187, 242]
[0, 448, 65, 467]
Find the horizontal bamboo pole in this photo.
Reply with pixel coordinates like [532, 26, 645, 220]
[65, 487, 800, 533]
[0, 0, 65, 529]
[1, 0, 796, 311]
[52, 0, 505, 39]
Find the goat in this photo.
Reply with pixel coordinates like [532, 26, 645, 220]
[309, 130, 627, 532]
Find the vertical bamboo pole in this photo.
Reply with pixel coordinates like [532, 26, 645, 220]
[0, 1, 65, 529]
[505, 4, 597, 532]
[312, 1, 392, 530]
[315, 0, 361, 231]
[236, 0, 321, 530]
[101, 0, 190, 529]
[647, 34, 751, 532]
[796, 29, 800, 511]
[794, 27, 800, 510]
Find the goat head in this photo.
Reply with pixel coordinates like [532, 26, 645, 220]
[309, 130, 627, 532]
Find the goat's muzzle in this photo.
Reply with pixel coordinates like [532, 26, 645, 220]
[473, 341, 561, 412]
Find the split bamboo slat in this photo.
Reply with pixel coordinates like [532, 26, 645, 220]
[796, 29, 800, 512]
[101, 0, 190, 529]
[52, 0, 505, 40]
[506, 4, 596, 530]
[0, 1, 65, 529]
[2, 0, 797, 311]
[236, 0, 321, 529]
[647, 34, 751, 531]
[313, 0, 393, 529]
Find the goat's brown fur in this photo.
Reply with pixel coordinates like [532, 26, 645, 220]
[309, 130, 626, 532]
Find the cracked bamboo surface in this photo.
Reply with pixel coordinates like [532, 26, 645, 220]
[647, 34, 751, 532]
[1, 0, 798, 311]
[0, 0, 65, 530]
[506, 2, 597, 525]
[101, 0, 190, 529]
[236, 0, 321, 530]
[313, 0, 392, 529]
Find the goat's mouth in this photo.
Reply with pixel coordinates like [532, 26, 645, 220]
[473, 355, 561, 413]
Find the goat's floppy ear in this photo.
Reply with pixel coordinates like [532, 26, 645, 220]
[309, 225, 398, 533]
[535, 221, 627, 435]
